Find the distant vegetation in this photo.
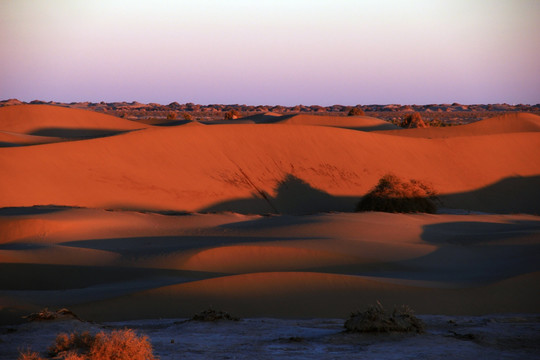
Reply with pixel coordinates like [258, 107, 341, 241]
[356, 174, 439, 213]
[3, 99, 537, 125]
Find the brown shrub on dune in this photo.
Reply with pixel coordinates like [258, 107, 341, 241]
[400, 112, 427, 128]
[356, 174, 438, 213]
[347, 107, 365, 116]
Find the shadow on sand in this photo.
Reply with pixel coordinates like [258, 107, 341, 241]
[202, 174, 360, 215]
[202, 174, 540, 215]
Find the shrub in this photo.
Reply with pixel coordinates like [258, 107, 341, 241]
[20, 329, 156, 360]
[344, 302, 424, 333]
[166, 112, 177, 120]
[48, 331, 94, 358]
[191, 308, 240, 322]
[224, 109, 241, 120]
[89, 329, 156, 360]
[347, 107, 365, 116]
[400, 112, 427, 128]
[182, 112, 193, 121]
[356, 174, 438, 213]
[23, 308, 82, 322]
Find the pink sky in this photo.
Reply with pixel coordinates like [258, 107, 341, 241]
[1, 0, 539, 105]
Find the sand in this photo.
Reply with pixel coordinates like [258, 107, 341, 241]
[0, 105, 539, 328]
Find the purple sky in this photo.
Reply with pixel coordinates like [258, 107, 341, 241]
[1, 0, 539, 105]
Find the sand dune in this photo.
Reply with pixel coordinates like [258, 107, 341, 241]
[0, 118, 538, 213]
[1, 208, 538, 323]
[0, 104, 148, 138]
[376, 112, 540, 138]
[0, 106, 539, 325]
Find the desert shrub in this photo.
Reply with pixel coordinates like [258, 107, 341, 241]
[23, 308, 82, 322]
[224, 109, 241, 120]
[356, 174, 438, 213]
[347, 107, 365, 116]
[400, 112, 427, 128]
[89, 329, 156, 360]
[344, 302, 424, 333]
[182, 112, 193, 121]
[48, 331, 95, 358]
[20, 329, 156, 360]
[166, 112, 177, 120]
[191, 308, 240, 322]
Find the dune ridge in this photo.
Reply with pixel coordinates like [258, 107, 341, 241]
[0, 104, 148, 137]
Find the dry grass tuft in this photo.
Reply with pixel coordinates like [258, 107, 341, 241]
[19, 329, 156, 360]
[191, 308, 240, 322]
[17, 349, 45, 360]
[356, 173, 439, 213]
[345, 301, 425, 334]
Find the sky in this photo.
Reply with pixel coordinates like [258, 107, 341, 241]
[1, 0, 539, 106]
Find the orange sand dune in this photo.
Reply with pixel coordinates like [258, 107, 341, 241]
[1, 120, 539, 213]
[0, 104, 148, 136]
[376, 112, 540, 138]
[274, 113, 400, 131]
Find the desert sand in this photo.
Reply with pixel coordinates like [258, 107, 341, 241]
[0, 105, 539, 329]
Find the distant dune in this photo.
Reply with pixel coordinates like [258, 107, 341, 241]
[0, 104, 148, 138]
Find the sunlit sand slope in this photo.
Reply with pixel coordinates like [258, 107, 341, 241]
[0, 121, 538, 213]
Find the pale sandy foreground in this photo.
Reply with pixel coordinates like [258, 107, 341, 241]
[2, 315, 539, 359]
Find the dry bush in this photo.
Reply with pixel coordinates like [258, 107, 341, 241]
[344, 302, 424, 333]
[23, 308, 82, 322]
[191, 308, 240, 322]
[224, 109, 241, 120]
[89, 329, 156, 360]
[182, 112, 193, 121]
[48, 331, 94, 358]
[347, 107, 365, 116]
[166, 112, 177, 120]
[356, 174, 439, 213]
[400, 112, 427, 128]
[19, 329, 156, 360]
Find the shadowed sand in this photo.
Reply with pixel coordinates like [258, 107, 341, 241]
[0, 208, 539, 323]
[0, 106, 539, 325]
